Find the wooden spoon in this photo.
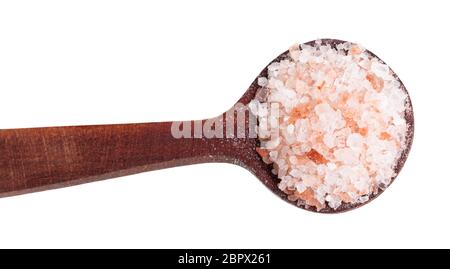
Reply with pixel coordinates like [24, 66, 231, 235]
[0, 39, 414, 213]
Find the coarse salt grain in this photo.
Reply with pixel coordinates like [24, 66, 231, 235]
[251, 40, 408, 211]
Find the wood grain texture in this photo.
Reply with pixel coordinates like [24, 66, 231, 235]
[0, 121, 259, 197]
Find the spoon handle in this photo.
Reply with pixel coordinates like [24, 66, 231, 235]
[0, 121, 234, 197]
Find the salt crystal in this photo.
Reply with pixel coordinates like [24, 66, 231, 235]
[346, 133, 364, 149]
[314, 102, 334, 115]
[323, 132, 336, 148]
[357, 195, 369, 203]
[248, 100, 259, 116]
[334, 148, 359, 165]
[299, 95, 310, 104]
[371, 61, 391, 79]
[289, 169, 302, 178]
[300, 143, 311, 153]
[267, 63, 280, 72]
[287, 124, 295, 135]
[269, 151, 278, 160]
[326, 194, 342, 209]
[324, 170, 338, 185]
[257, 77, 268, 87]
[295, 182, 307, 193]
[327, 162, 337, 170]
[289, 156, 298, 164]
[303, 174, 319, 187]
[264, 137, 280, 149]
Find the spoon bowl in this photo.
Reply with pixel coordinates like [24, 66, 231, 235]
[239, 39, 414, 213]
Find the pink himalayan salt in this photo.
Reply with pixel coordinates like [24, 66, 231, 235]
[250, 40, 409, 211]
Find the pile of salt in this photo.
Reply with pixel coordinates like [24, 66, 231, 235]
[250, 40, 410, 211]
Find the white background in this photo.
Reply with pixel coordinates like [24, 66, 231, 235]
[0, 0, 447, 248]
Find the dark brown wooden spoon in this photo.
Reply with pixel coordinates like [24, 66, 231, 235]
[0, 39, 414, 213]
